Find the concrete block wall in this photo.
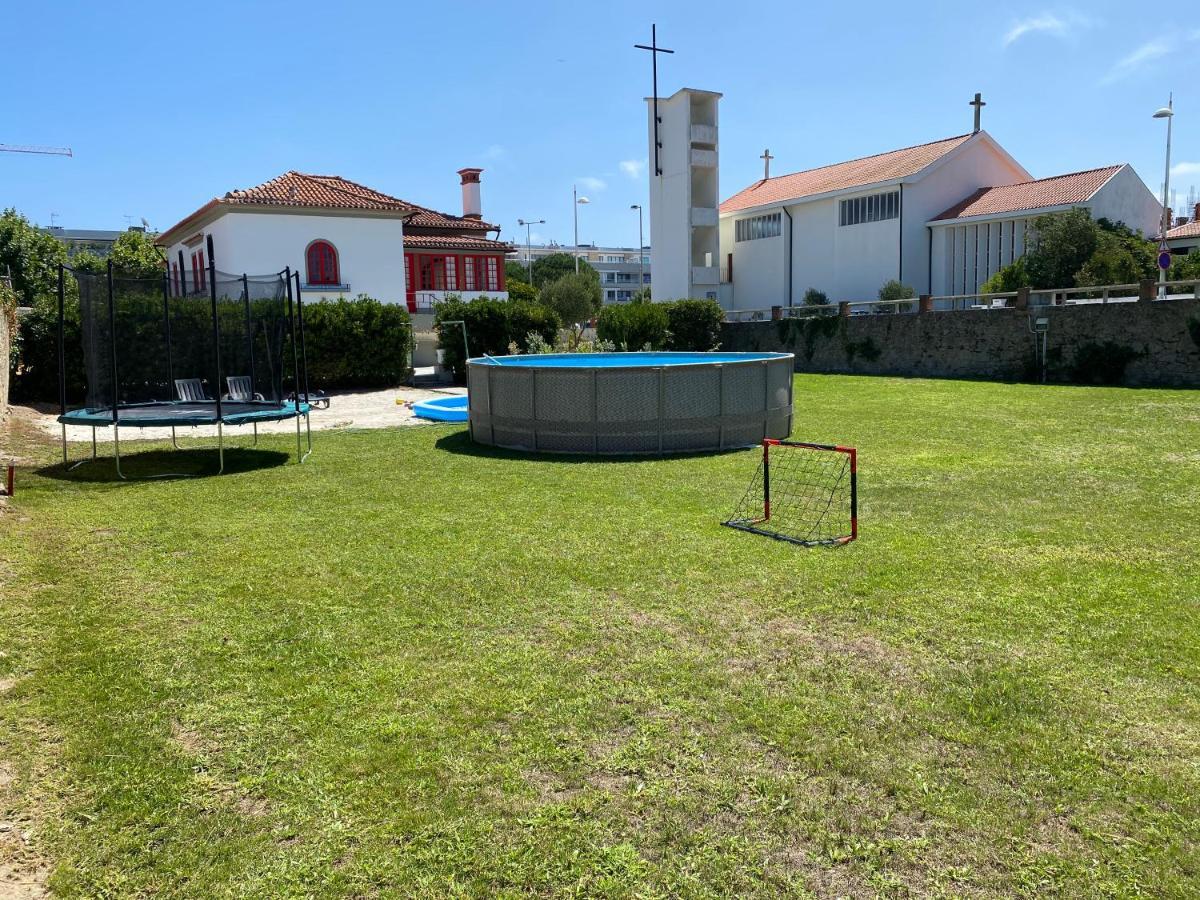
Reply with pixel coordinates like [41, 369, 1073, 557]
[721, 299, 1200, 387]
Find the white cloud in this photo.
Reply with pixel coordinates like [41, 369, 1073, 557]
[1002, 11, 1093, 47]
[619, 159, 647, 179]
[576, 176, 607, 192]
[483, 144, 505, 160]
[1171, 161, 1200, 177]
[1101, 39, 1171, 83]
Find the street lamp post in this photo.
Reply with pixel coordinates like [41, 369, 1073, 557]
[630, 204, 644, 297]
[573, 185, 590, 274]
[517, 218, 544, 284]
[1153, 96, 1174, 296]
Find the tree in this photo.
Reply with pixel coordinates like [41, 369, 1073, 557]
[1023, 208, 1098, 289]
[0, 208, 67, 307]
[539, 273, 602, 325]
[505, 259, 529, 286]
[878, 280, 915, 302]
[109, 230, 166, 279]
[531, 252, 597, 287]
[505, 279, 538, 303]
[980, 257, 1031, 293]
[1169, 248, 1200, 281]
[803, 287, 829, 306]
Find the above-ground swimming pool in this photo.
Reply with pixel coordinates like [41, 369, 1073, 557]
[466, 351, 794, 454]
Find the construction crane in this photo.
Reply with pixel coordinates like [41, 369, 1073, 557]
[0, 143, 73, 157]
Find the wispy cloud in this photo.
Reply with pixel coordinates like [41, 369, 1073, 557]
[619, 159, 646, 179]
[1101, 39, 1172, 83]
[576, 176, 607, 192]
[483, 144, 505, 160]
[1171, 161, 1200, 177]
[1002, 10, 1093, 47]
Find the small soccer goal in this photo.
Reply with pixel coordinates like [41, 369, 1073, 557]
[723, 440, 858, 546]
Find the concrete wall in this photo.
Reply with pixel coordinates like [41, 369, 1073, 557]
[164, 210, 409, 304]
[721, 298, 1200, 387]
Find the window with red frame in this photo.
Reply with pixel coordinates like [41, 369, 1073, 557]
[464, 255, 500, 292]
[190, 250, 206, 292]
[306, 240, 339, 285]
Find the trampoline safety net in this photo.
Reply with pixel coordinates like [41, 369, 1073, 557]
[74, 266, 298, 413]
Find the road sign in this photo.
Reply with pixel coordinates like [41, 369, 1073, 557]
[1158, 250, 1172, 270]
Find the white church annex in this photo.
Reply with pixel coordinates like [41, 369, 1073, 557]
[647, 89, 1162, 309]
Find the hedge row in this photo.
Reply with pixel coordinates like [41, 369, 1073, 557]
[10, 294, 412, 402]
[433, 296, 560, 379]
[596, 298, 724, 351]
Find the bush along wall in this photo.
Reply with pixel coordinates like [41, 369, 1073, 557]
[434, 295, 560, 380]
[301, 296, 413, 389]
[596, 298, 725, 352]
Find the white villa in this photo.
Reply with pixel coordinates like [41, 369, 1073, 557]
[157, 169, 513, 310]
[647, 88, 1163, 308]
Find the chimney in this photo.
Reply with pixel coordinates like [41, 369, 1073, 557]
[458, 168, 483, 220]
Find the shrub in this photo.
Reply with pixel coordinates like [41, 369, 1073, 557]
[980, 258, 1030, 293]
[434, 295, 559, 380]
[597, 301, 668, 350]
[506, 279, 538, 303]
[539, 273, 602, 326]
[664, 298, 724, 351]
[295, 295, 412, 389]
[878, 280, 915, 302]
[803, 287, 829, 306]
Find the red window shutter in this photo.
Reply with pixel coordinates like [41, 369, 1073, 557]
[497, 255, 506, 291]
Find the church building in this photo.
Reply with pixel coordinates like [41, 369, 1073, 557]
[157, 169, 513, 311]
[647, 89, 1162, 308]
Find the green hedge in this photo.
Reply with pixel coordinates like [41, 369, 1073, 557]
[596, 302, 669, 349]
[301, 297, 412, 388]
[434, 295, 560, 380]
[11, 293, 411, 402]
[595, 298, 724, 352]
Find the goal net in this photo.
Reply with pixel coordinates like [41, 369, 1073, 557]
[723, 440, 858, 546]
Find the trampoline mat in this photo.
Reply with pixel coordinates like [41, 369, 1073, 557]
[59, 401, 310, 428]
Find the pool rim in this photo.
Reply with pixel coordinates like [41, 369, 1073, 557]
[466, 350, 794, 370]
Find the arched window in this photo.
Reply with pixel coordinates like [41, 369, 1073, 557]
[306, 240, 339, 285]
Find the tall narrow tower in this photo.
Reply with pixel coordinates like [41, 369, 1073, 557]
[647, 88, 722, 301]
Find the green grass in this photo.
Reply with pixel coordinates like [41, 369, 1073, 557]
[2, 375, 1199, 897]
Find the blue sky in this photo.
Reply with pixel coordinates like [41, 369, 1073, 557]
[3, 1, 1197, 248]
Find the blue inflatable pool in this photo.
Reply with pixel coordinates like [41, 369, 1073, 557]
[412, 395, 468, 423]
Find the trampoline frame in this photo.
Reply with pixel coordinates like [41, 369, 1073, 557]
[57, 236, 314, 479]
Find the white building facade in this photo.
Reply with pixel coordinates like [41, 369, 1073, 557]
[157, 170, 513, 310]
[648, 89, 1163, 309]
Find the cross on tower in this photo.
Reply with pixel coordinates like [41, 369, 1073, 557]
[969, 92, 986, 134]
[760, 148, 774, 180]
[635, 24, 675, 176]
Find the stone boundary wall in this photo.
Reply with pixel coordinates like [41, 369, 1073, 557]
[720, 298, 1200, 388]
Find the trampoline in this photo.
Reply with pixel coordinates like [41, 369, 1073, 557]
[56, 235, 314, 478]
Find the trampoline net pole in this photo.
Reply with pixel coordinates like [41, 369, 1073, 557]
[207, 235, 222, 422]
[106, 261, 118, 424]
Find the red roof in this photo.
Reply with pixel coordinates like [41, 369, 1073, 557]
[933, 165, 1123, 221]
[1164, 219, 1200, 240]
[402, 233, 514, 252]
[158, 171, 498, 246]
[720, 133, 973, 214]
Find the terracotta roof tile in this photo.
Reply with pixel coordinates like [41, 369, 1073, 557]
[932, 166, 1123, 221]
[720, 134, 973, 214]
[402, 233, 514, 252]
[1164, 219, 1200, 240]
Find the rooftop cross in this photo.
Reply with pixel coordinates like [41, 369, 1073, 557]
[635, 24, 675, 177]
[760, 148, 774, 180]
[970, 92, 986, 134]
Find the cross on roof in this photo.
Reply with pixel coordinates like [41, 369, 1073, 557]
[635, 24, 675, 176]
[969, 92, 986, 133]
[760, 148, 774, 180]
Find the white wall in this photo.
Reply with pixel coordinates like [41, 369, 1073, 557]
[164, 210, 409, 304]
[1089, 165, 1162, 238]
[902, 135, 1030, 293]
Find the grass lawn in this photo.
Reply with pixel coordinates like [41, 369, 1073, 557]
[2, 374, 1199, 897]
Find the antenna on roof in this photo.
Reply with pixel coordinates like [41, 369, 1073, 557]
[969, 93, 986, 134]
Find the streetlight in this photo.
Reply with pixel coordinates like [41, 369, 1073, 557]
[630, 204, 645, 297]
[1153, 95, 1174, 295]
[573, 185, 590, 274]
[517, 218, 544, 284]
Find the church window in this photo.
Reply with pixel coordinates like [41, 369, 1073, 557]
[734, 211, 782, 242]
[840, 190, 900, 227]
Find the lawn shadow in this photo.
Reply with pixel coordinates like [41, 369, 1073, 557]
[37, 447, 292, 482]
[433, 430, 752, 463]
